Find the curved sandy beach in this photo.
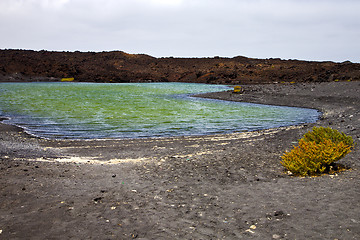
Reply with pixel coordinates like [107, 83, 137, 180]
[1, 81, 359, 239]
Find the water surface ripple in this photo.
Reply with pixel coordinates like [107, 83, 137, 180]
[0, 82, 320, 139]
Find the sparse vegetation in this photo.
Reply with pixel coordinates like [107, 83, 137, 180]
[281, 127, 354, 176]
[61, 77, 74, 82]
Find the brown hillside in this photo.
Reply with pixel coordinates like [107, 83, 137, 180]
[1, 49, 359, 84]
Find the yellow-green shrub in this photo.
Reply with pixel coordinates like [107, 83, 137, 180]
[302, 126, 354, 146]
[281, 127, 354, 176]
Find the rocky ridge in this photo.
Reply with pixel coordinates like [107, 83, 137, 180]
[1, 49, 360, 84]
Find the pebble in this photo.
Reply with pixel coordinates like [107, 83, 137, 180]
[154, 195, 162, 200]
[245, 229, 255, 234]
[272, 234, 281, 239]
[274, 211, 284, 216]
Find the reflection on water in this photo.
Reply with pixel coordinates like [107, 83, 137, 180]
[0, 82, 320, 139]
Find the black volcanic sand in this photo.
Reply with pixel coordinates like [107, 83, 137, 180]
[1, 81, 359, 239]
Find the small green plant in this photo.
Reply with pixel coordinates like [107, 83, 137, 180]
[281, 127, 354, 176]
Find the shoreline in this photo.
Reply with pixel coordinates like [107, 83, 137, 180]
[1, 81, 359, 239]
[0, 81, 320, 142]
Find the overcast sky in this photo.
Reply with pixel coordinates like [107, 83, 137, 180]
[1, 0, 359, 62]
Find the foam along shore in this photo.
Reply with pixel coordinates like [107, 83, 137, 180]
[0, 82, 318, 140]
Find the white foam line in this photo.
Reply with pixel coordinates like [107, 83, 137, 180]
[31, 156, 150, 165]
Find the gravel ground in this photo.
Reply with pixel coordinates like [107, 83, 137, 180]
[1, 81, 359, 239]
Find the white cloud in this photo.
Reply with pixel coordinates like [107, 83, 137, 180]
[147, 0, 183, 7]
[0, 0, 359, 62]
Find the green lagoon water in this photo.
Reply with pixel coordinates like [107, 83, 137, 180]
[0, 82, 320, 139]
